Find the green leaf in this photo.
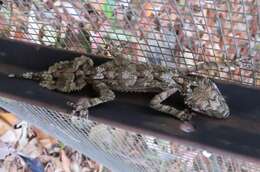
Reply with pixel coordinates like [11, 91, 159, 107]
[106, 28, 138, 42]
[58, 141, 65, 149]
[255, 44, 260, 50]
[102, 0, 115, 19]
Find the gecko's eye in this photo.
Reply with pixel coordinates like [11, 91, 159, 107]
[190, 85, 196, 90]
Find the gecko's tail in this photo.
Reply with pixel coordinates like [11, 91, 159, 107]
[8, 72, 43, 81]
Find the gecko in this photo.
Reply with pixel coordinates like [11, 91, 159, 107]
[8, 54, 230, 121]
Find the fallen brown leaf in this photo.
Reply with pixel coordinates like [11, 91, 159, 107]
[61, 149, 71, 172]
[0, 112, 18, 127]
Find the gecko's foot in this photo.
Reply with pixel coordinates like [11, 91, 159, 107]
[67, 98, 90, 119]
[177, 110, 193, 121]
[71, 108, 89, 119]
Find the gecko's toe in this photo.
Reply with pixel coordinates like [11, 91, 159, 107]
[67, 98, 90, 108]
[178, 110, 193, 121]
[68, 99, 90, 119]
[67, 101, 76, 107]
[8, 74, 15, 78]
[79, 109, 89, 118]
[71, 109, 89, 119]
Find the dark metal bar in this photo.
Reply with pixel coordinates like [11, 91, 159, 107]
[1, 38, 260, 163]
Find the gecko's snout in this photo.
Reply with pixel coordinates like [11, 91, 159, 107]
[203, 104, 230, 119]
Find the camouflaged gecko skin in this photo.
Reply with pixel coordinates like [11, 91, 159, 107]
[9, 55, 230, 121]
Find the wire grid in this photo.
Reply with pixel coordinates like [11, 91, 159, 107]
[0, 0, 260, 86]
[0, 1, 260, 171]
[0, 96, 260, 172]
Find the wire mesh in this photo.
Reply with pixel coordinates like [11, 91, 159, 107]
[0, 96, 260, 172]
[0, 0, 260, 86]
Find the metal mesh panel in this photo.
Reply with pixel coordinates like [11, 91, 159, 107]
[0, 0, 260, 86]
[0, 96, 260, 172]
[1, 1, 260, 171]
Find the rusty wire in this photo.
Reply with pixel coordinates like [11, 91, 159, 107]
[0, 0, 259, 86]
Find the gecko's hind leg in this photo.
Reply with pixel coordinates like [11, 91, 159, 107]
[150, 88, 192, 121]
[68, 81, 115, 118]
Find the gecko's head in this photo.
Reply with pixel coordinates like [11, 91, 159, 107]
[185, 77, 230, 119]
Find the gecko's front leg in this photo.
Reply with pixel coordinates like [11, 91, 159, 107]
[150, 88, 193, 121]
[68, 81, 116, 118]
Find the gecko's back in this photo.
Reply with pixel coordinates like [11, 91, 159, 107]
[94, 57, 181, 92]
